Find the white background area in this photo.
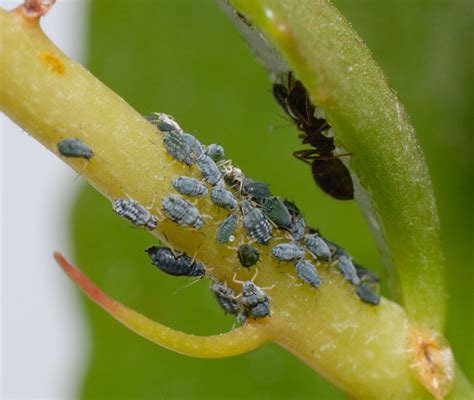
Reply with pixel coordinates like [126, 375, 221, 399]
[1, 1, 88, 399]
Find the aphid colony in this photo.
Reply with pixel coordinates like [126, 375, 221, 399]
[67, 112, 381, 328]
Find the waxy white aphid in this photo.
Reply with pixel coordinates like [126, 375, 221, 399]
[304, 234, 332, 261]
[162, 131, 195, 166]
[240, 200, 272, 245]
[271, 243, 305, 261]
[145, 112, 183, 133]
[294, 259, 321, 288]
[57, 138, 94, 160]
[211, 187, 237, 210]
[206, 143, 225, 161]
[112, 198, 157, 230]
[172, 176, 208, 197]
[196, 153, 223, 186]
[162, 195, 203, 229]
[336, 255, 360, 285]
[216, 214, 238, 244]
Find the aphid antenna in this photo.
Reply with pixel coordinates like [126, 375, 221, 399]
[173, 276, 203, 295]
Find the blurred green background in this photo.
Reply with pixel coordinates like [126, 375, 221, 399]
[71, 1, 473, 398]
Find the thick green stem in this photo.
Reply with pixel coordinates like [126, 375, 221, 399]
[229, 0, 446, 331]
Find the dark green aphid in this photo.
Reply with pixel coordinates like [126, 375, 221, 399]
[145, 112, 182, 133]
[241, 178, 272, 200]
[146, 246, 205, 277]
[162, 195, 203, 229]
[272, 243, 305, 261]
[163, 131, 194, 165]
[206, 143, 225, 161]
[336, 255, 360, 285]
[294, 259, 321, 288]
[355, 284, 380, 305]
[237, 244, 260, 268]
[241, 200, 272, 244]
[57, 138, 94, 160]
[211, 282, 240, 315]
[355, 264, 380, 284]
[216, 214, 238, 244]
[304, 234, 332, 261]
[260, 197, 293, 230]
[112, 198, 157, 230]
[172, 176, 208, 197]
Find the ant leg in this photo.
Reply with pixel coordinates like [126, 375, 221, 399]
[293, 149, 319, 164]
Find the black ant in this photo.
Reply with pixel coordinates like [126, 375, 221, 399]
[272, 73, 354, 201]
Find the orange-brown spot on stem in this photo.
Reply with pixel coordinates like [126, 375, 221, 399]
[21, 0, 56, 18]
[40, 51, 65, 75]
[409, 328, 454, 399]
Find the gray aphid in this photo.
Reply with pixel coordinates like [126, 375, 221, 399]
[240, 281, 268, 307]
[163, 130, 194, 166]
[172, 176, 208, 197]
[206, 143, 225, 161]
[304, 234, 332, 261]
[216, 214, 238, 244]
[112, 198, 157, 230]
[211, 187, 237, 210]
[284, 200, 306, 242]
[234, 312, 248, 327]
[145, 112, 183, 133]
[294, 259, 321, 288]
[240, 200, 272, 244]
[211, 282, 240, 315]
[272, 243, 305, 261]
[248, 301, 271, 319]
[336, 255, 360, 285]
[260, 197, 292, 230]
[197, 153, 223, 186]
[162, 195, 203, 229]
[146, 246, 205, 277]
[57, 138, 94, 160]
[355, 284, 380, 306]
[181, 132, 204, 158]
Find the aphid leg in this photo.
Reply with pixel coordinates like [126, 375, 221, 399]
[232, 272, 245, 285]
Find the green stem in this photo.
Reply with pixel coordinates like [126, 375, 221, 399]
[229, 0, 446, 332]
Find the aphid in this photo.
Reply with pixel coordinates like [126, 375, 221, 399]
[112, 198, 157, 230]
[206, 143, 225, 161]
[57, 138, 94, 160]
[304, 234, 332, 262]
[355, 284, 380, 306]
[216, 214, 238, 244]
[210, 187, 237, 210]
[211, 282, 240, 315]
[240, 200, 272, 245]
[273, 74, 354, 200]
[196, 153, 223, 186]
[355, 264, 380, 284]
[162, 130, 194, 166]
[272, 243, 305, 262]
[336, 255, 360, 285]
[247, 301, 271, 319]
[146, 246, 205, 277]
[240, 281, 269, 308]
[162, 195, 203, 229]
[171, 176, 208, 197]
[284, 200, 306, 242]
[294, 259, 321, 288]
[181, 132, 204, 158]
[145, 112, 182, 133]
[260, 197, 293, 230]
[241, 178, 272, 200]
[237, 244, 260, 269]
[325, 239, 348, 258]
